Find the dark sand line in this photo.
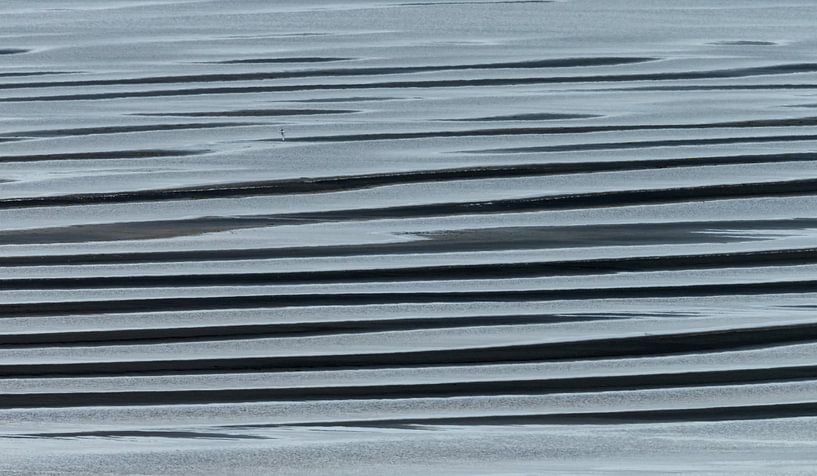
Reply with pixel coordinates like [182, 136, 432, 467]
[400, 0, 552, 5]
[242, 177, 817, 223]
[0, 149, 206, 164]
[19, 177, 796, 232]
[5, 365, 817, 408]
[0, 57, 656, 90]
[0, 80, 734, 102]
[602, 84, 817, 92]
[132, 109, 356, 117]
[0, 165, 817, 217]
[0, 122, 260, 139]
[4, 365, 817, 408]
[2, 218, 814, 266]
[0, 217, 275, 245]
[0, 58, 817, 102]
[206, 57, 353, 64]
[11, 430, 267, 440]
[1, 151, 814, 210]
[445, 113, 601, 121]
[1, 280, 816, 318]
[468, 133, 817, 154]
[0, 71, 74, 78]
[286, 96, 400, 103]
[0, 49, 28, 55]
[709, 40, 777, 46]
[5, 319, 817, 377]
[223, 33, 329, 39]
[11, 62, 817, 101]
[3, 248, 816, 291]
[287, 119, 817, 142]
[0, 314, 623, 347]
[239, 402, 817, 427]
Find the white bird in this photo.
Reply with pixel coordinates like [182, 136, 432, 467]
[280, 128, 286, 141]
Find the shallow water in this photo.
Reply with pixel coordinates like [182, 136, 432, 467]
[2, 0, 817, 473]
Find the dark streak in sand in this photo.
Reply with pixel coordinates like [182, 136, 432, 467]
[0, 217, 270, 245]
[289, 117, 817, 142]
[469, 133, 817, 154]
[206, 57, 352, 64]
[4, 248, 817, 291]
[785, 103, 817, 109]
[1, 122, 260, 139]
[131, 109, 356, 118]
[602, 84, 817, 92]
[0, 212, 805, 247]
[3, 178, 796, 232]
[400, 0, 553, 5]
[0, 71, 75, 78]
[5, 319, 817, 376]
[10, 62, 817, 101]
[0, 314, 628, 347]
[0, 218, 813, 266]
[0, 149, 206, 163]
[0, 57, 656, 91]
[444, 113, 600, 121]
[10, 430, 267, 440]
[2, 364, 817, 408]
[709, 40, 777, 46]
[287, 96, 400, 103]
[240, 177, 817, 223]
[0, 279, 816, 319]
[241, 402, 817, 427]
[0, 152, 815, 211]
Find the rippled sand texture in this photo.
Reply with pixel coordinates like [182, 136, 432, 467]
[3, 0, 817, 473]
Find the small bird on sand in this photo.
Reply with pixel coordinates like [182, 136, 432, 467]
[280, 128, 286, 141]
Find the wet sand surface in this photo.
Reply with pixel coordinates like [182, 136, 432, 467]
[3, 0, 817, 474]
